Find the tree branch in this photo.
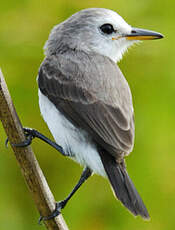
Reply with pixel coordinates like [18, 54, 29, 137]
[0, 69, 69, 230]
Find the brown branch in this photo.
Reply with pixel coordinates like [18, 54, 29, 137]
[0, 69, 69, 230]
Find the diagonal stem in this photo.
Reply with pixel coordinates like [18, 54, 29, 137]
[0, 69, 69, 230]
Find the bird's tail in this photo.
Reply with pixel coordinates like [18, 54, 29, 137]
[99, 151, 150, 219]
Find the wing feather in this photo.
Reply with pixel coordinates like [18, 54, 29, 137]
[38, 51, 135, 159]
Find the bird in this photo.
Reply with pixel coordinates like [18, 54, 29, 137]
[34, 8, 163, 221]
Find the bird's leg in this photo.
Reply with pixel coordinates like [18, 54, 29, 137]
[39, 167, 92, 223]
[6, 127, 66, 156]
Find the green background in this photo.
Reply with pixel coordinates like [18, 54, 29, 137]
[0, 0, 174, 230]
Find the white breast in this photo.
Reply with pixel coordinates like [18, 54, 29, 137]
[38, 89, 106, 177]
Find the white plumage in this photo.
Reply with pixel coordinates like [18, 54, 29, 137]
[36, 8, 162, 219]
[38, 89, 106, 177]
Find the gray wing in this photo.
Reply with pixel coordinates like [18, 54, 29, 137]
[38, 51, 135, 159]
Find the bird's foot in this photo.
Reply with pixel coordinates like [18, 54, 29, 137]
[5, 127, 66, 156]
[38, 200, 66, 224]
[5, 127, 35, 148]
[5, 127, 39, 148]
[15, 127, 37, 147]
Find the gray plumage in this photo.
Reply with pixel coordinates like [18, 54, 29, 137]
[37, 8, 155, 219]
[39, 50, 134, 159]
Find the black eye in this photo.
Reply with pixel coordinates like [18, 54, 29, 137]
[100, 23, 115, 34]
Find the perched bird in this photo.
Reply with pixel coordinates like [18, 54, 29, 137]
[36, 8, 163, 220]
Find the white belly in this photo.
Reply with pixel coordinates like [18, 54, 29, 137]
[38, 90, 106, 177]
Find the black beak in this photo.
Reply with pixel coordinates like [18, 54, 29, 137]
[125, 27, 164, 40]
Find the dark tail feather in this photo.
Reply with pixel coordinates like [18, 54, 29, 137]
[99, 151, 150, 219]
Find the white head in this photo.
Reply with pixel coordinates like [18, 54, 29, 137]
[45, 8, 163, 63]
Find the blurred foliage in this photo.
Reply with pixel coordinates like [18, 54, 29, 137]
[0, 0, 174, 230]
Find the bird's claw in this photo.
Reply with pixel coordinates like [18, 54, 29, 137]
[5, 128, 36, 148]
[5, 138, 9, 148]
[38, 201, 66, 224]
[5, 127, 66, 156]
[14, 129, 34, 147]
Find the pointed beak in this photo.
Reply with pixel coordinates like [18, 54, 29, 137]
[125, 28, 164, 40]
